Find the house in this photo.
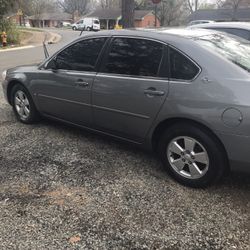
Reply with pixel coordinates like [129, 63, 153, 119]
[222, 0, 250, 8]
[189, 8, 250, 22]
[86, 9, 160, 29]
[5, 13, 30, 27]
[28, 13, 72, 28]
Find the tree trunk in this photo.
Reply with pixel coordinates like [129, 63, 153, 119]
[122, 0, 135, 28]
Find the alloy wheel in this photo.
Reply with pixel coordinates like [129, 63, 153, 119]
[14, 90, 30, 120]
[167, 136, 209, 179]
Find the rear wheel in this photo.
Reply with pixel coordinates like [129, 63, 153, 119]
[72, 26, 76, 31]
[86, 27, 91, 31]
[11, 84, 40, 124]
[158, 123, 226, 188]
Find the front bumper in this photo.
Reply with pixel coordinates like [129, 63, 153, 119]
[1, 79, 8, 103]
[217, 131, 250, 174]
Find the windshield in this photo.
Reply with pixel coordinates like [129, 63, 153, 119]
[194, 33, 250, 72]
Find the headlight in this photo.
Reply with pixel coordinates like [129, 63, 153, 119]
[2, 70, 7, 80]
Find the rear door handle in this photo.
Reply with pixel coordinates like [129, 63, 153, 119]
[144, 88, 165, 97]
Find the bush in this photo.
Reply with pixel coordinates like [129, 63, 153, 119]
[0, 19, 20, 45]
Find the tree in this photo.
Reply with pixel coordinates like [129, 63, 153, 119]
[0, 0, 14, 19]
[15, 0, 57, 16]
[158, 0, 185, 26]
[186, 0, 200, 13]
[122, 0, 135, 28]
[221, 0, 245, 20]
[57, 0, 89, 15]
[99, 0, 121, 9]
[135, 0, 186, 26]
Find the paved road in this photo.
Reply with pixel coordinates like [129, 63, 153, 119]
[0, 29, 249, 249]
[0, 29, 79, 72]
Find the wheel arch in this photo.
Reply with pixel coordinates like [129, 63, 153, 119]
[151, 117, 230, 171]
[7, 80, 28, 105]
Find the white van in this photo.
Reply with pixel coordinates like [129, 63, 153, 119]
[72, 18, 100, 31]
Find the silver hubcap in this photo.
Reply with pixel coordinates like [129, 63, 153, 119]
[14, 90, 30, 120]
[167, 136, 209, 179]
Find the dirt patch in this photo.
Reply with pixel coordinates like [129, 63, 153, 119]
[43, 185, 90, 207]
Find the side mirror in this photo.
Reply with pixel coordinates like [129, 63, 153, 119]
[47, 58, 58, 71]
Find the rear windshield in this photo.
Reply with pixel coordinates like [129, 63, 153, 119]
[194, 33, 250, 72]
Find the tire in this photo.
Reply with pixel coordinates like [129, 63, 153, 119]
[86, 27, 91, 31]
[11, 84, 40, 124]
[72, 26, 76, 31]
[158, 123, 226, 188]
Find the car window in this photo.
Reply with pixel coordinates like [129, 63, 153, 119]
[102, 38, 164, 77]
[94, 20, 99, 24]
[56, 38, 107, 72]
[169, 47, 200, 81]
[209, 28, 250, 41]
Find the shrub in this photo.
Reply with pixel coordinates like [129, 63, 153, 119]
[0, 19, 20, 45]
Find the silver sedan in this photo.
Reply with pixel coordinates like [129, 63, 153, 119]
[2, 28, 250, 187]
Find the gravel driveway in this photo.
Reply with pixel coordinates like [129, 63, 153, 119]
[0, 30, 249, 250]
[0, 86, 249, 250]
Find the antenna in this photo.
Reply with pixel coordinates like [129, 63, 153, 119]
[43, 33, 50, 58]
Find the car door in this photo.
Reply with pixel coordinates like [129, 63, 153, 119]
[92, 37, 169, 142]
[33, 37, 108, 126]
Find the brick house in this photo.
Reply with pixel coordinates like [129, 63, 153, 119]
[5, 13, 30, 27]
[86, 9, 160, 29]
[28, 13, 72, 28]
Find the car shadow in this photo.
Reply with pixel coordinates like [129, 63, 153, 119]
[39, 118, 250, 191]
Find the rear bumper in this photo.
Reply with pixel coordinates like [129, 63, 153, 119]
[217, 131, 250, 173]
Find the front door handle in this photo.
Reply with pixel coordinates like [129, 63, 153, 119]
[144, 88, 165, 97]
[75, 79, 89, 87]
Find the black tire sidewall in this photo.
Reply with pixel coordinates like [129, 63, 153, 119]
[11, 84, 39, 124]
[158, 124, 225, 188]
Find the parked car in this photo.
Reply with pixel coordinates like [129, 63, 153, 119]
[187, 20, 215, 26]
[62, 21, 72, 27]
[2, 29, 250, 188]
[188, 22, 250, 41]
[71, 18, 100, 31]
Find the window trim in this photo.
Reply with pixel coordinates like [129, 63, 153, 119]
[168, 44, 202, 82]
[99, 35, 166, 80]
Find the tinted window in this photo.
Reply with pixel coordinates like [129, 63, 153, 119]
[56, 38, 107, 71]
[169, 48, 199, 80]
[210, 28, 250, 41]
[102, 38, 163, 77]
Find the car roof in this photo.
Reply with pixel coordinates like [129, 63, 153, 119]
[77, 28, 219, 42]
[189, 22, 250, 30]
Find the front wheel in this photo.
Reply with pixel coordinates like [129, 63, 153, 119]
[158, 123, 226, 188]
[11, 84, 40, 124]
